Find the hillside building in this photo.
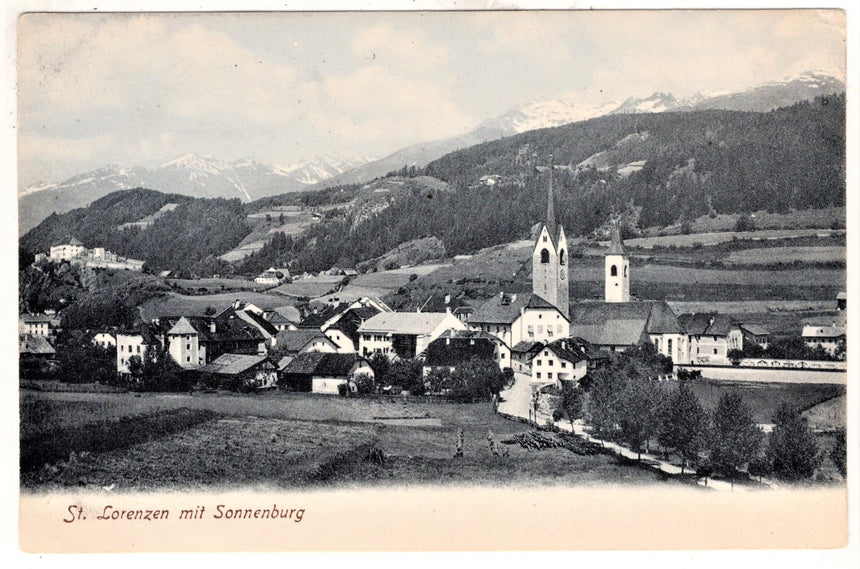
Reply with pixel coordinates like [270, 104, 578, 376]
[422, 329, 500, 376]
[801, 313, 846, 356]
[47, 236, 144, 271]
[280, 352, 375, 394]
[530, 339, 589, 386]
[271, 329, 340, 356]
[19, 313, 57, 337]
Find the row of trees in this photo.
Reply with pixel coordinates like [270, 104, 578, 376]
[580, 347, 827, 482]
[342, 354, 508, 402]
[729, 335, 846, 362]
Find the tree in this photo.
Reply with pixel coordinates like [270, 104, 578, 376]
[387, 358, 425, 395]
[710, 392, 763, 485]
[616, 376, 664, 459]
[367, 353, 391, 386]
[586, 368, 625, 441]
[447, 358, 506, 402]
[658, 381, 708, 473]
[830, 429, 847, 477]
[560, 381, 584, 424]
[766, 403, 822, 481]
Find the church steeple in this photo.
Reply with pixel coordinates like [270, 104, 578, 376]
[546, 155, 556, 242]
[532, 155, 569, 318]
[605, 221, 630, 303]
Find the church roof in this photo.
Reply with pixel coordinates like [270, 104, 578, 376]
[677, 313, 736, 336]
[167, 316, 197, 335]
[606, 224, 627, 256]
[568, 301, 684, 346]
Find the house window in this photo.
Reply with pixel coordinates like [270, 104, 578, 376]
[559, 249, 565, 265]
[561, 362, 567, 368]
[548, 359, 553, 366]
[537, 325, 543, 333]
[536, 372, 542, 379]
[536, 360, 542, 366]
[668, 339, 673, 354]
[611, 265, 618, 277]
[623, 265, 627, 278]
[186, 356, 191, 362]
[186, 343, 191, 350]
[540, 249, 550, 263]
[136, 345, 141, 353]
[714, 348, 718, 355]
[548, 373, 553, 379]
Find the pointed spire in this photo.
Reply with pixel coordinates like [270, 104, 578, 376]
[607, 221, 628, 256]
[546, 154, 556, 240]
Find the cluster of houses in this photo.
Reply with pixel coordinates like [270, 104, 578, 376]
[34, 237, 145, 271]
[19, 172, 848, 394]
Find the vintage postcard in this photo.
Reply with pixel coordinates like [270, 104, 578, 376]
[10, 1, 856, 559]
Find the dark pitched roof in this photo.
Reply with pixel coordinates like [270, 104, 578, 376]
[511, 340, 545, 354]
[739, 323, 770, 336]
[281, 352, 364, 377]
[298, 302, 351, 329]
[533, 339, 587, 364]
[19, 334, 55, 355]
[425, 332, 496, 367]
[20, 314, 53, 323]
[470, 293, 561, 325]
[570, 301, 683, 334]
[677, 313, 736, 336]
[199, 353, 272, 375]
[606, 224, 628, 256]
[418, 293, 471, 313]
[273, 329, 334, 353]
[240, 309, 279, 336]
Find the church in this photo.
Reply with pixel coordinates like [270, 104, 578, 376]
[469, 157, 689, 381]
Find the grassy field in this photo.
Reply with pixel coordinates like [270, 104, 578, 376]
[684, 379, 845, 425]
[20, 390, 681, 492]
[270, 275, 346, 298]
[724, 246, 845, 266]
[166, 277, 272, 292]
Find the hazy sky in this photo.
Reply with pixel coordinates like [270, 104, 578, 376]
[17, 9, 846, 187]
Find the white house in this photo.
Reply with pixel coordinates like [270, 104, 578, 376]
[255, 267, 291, 285]
[358, 311, 466, 359]
[19, 314, 54, 337]
[116, 327, 159, 374]
[801, 314, 846, 356]
[50, 237, 85, 260]
[678, 313, 743, 365]
[468, 292, 570, 370]
[280, 352, 375, 394]
[166, 317, 204, 369]
[530, 339, 589, 386]
[91, 331, 117, 350]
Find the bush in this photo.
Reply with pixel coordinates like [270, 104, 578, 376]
[766, 403, 822, 481]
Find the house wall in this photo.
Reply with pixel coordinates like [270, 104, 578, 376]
[324, 329, 356, 353]
[50, 244, 85, 260]
[312, 376, 347, 394]
[92, 333, 116, 349]
[116, 334, 150, 374]
[22, 321, 50, 337]
[168, 333, 202, 368]
[514, 308, 569, 346]
[688, 334, 732, 365]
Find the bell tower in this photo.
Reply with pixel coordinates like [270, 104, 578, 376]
[604, 222, 630, 303]
[532, 156, 569, 317]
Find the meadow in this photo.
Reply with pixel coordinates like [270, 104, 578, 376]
[20, 389, 683, 492]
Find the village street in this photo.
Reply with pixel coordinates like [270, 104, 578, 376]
[498, 373, 771, 492]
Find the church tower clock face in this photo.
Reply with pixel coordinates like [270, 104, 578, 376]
[560, 268, 566, 280]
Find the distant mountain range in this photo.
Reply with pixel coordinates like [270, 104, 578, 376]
[18, 154, 372, 233]
[18, 70, 843, 233]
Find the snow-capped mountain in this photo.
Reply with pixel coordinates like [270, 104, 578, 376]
[689, 70, 845, 112]
[611, 92, 682, 115]
[18, 154, 373, 234]
[274, 156, 375, 186]
[474, 98, 621, 135]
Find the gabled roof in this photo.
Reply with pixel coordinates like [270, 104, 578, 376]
[570, 301, 683, 335]
[606, 224, 628, 256]
[274, 329, 334, 353]
[19, 334, 55, 355]
[117, 323, 160, 345]
[677, 313, 736, 336]
[199, 353, 272, 375]
[511, 340, 545, 354]
[327, 306, 382, 347]
[281, 352, 365, 377]
[418, 293, 472, 314]
[263, 310, 294, 325]
[167, 316, 197, 335]
[739, 323, 770, 336]
[358, 312, 456, 335]
[532, 339, 587, 364]
[568, 320, 648, 347]
[299, 302, 351, 329]
[425, 331, 497, 367]
[470, 293, 562, 325]
[20, 314, 53, 323]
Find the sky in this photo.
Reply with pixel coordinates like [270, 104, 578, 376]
[16, 9, 847, 188]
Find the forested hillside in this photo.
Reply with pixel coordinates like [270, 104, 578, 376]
[20, 188, 251, 274]
[21, 96, 845, 277]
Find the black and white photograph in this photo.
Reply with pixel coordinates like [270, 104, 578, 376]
[9, 1, 856, 556]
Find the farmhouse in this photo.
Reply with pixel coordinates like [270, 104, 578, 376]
[358, 311, 466, 359]
[91, 330, 117, 349]
[569, 301, 687, 363]
[801, 313, 846, 355]
[678, 313, 743, 365]
[255, 267, 291, 285]
[423, 329, 499, 375]
[739, 323, 770, 349]
[323, 305, 382, 353]
[417, 293, 474, 322]
[280, 352, 375, 394]
[261, 308, 299, 332]
[530, 339, 589, 386]
[198, 353, 278, 389]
